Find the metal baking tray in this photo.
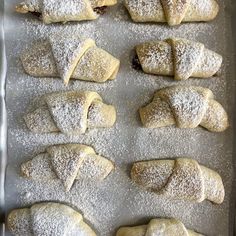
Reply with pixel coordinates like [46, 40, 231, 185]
[1, 0, 236, 235]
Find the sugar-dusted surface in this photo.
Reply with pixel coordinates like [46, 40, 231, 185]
[4, 0, 235, 236]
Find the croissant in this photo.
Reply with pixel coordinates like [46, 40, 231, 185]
[7, 202, 97, 236]
[139, 86, 229, 132]
[16, 0, 117, 24]
[125, 0, 219, 26]
[131, 158, 225, 204]
[21, 144, 114, 191]
[21, 36, 120, 85]
[117, 218, 203, 236]
[134, 38, 222, 80]
[24, 90, 116, 135]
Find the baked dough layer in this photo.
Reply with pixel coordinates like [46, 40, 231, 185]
[135, 38, 222, 80]
[8, 202, 97, 236]
[16, 0, 117, 23]
[117, 218, 204, 236]
[131, 158, 225, 204]
[125, 0, 219, 26]
[21, 37, 120, 85]
[139, 86, 229, 132]
[24, 90, 117, 135]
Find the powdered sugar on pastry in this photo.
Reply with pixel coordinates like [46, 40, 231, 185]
[125, 0, 219, 25]
[49, 37, 95, 85]
[5, 0, 234, 235]
[136, 38, 222, 80]
[139, 86, 228, 132]
[21, 144, 114, 191]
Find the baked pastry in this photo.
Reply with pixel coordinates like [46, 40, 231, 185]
[139, 86, 229, 132]
[21, 144, 114, 191]
[134, 38, 222, 80]
[117, 218, 203, 236]
[131, 158, 224, 204]
[16, 0, 117, 24]
[7, 202, 96, 236]
[21, 36, 120, 85]
[24, 90, 116, 135]
[125, 0, 219, 26]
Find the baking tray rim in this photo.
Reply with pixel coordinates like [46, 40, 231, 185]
[1, 0, 236, 235]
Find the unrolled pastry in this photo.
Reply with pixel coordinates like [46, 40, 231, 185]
[117, 218, 203, 236]
[131, 158, 225, 204]
[139, 86, 229, 132]
[135, 38, 222, 80]
[16, 0, 117, 23]
[7, 202, 97, 236]
[125, 0, 219, 26]
[21, 144, 114, 191]
[24, 90, 116, 135]
[21, 36, 120, 85]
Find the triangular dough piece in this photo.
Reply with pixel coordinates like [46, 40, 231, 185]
[160, 0, 190, 26]
[168, 38, 204, 80]
[49, 36, 95, 85]
[76, 153, 114, 180]
[24, 105, 59, 133]
[30, 203, 82, 236]
[45, 91, 101, 134]
[47, 144, 95, 191]
[146, 218, 188, 236]
[21, 153, 57, 180]
[131, 160, 175, 192]
[157, 86, 212, 128]
[162, 158, 204, 202]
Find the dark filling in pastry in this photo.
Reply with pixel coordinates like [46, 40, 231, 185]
[132, 54, 142, 71]
[93, 6, 108, 15]
[31, 12, 42, 18]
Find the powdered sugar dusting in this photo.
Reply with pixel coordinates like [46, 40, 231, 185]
[132, 158, 224, 204]
[160, 86, 208, 128]
[170, 38, 204, 80]
[125, 0, 218, 25]
[42, 0, 89, 20]
[49, 37, 94, 84]
[21, 144, 114, 192]
[4, 0, 235, 235]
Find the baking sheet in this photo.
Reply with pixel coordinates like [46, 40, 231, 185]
[2, 0, 236, 235]
[0, 0, 7, 235]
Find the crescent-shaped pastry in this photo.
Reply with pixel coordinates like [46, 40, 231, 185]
[7, 202, 97, 236]
[117, 218, 204, 236]
[131, 158, 225, 204]
[125, 0, 219, 26]
[134, 38, 222, 80]
[24, 90, 116, 135]
[21, 36, 120, 85]
[21, 144, 114, 191]
[16, 0, 117, 24]
[139, 86, 229, 132]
